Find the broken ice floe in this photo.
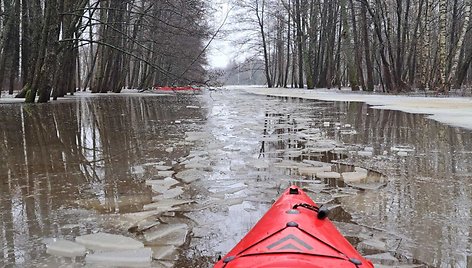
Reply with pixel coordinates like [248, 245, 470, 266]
[298, 166, 332, 176]
[305, 141, 336, 153]
[194, 197, 246, 211]
[144, 223, 188, 247]
[157, 170, 175, 178]
[151, 245, 178, 261]
[302, 159, 328, 167]
[46, 239, 86, 257]
[342, 171, 368, 183]
[120, 210, 164, 228]
[182, 155, 212, 171]
[154, 165, 172, 171]
[364, 252, 399, 266]
[146, 177, 179, 193]
[143, 199, 193, 211]
[175, 169, 209, 183]
[316, 172, 341, 179]
[75, 232, 144, 251]
[129, 217, 161, 234]
[85, 248, 152, 267]
[158, 186, 184, 199]
[358, 238, 388, 252]
[274, 159, 310, 169]
[209, 185, 247, 198]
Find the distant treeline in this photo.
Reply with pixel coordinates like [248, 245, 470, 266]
[0, 0, 209, 102]
[233, 0, 472, 93]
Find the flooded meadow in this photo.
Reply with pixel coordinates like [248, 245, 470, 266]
[0, 89, 471, 267]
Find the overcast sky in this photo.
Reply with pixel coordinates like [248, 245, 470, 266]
[207, 0, 233, 69]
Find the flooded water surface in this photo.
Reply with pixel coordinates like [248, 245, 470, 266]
[0, 89, 471, 267]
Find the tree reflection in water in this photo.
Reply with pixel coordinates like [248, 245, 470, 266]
[0, 94, 205, 266]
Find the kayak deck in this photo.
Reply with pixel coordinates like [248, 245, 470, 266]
[214, 186, 373, 268]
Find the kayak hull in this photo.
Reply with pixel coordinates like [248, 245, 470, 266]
[214, 186, 373, 268]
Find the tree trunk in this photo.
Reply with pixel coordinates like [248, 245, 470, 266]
[360, 4, 374, 91]
[256, 0, 273, 88]
[437, 0, 448, 91]
[447, 0, 471, 88]
[341, 0, 359, 91]
[295, 0, 304, 88]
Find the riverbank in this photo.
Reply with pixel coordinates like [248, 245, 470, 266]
[241, 87, 472, 130]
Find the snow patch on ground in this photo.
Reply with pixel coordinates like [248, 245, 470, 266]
[242, 87, 472, 130]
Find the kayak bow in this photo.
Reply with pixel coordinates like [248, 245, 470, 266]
[214, 186, 374, 268]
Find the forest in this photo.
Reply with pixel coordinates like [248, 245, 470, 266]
[0, 0, 472, 103]
[232, 0, 472, 93]
[0, 0, 210, 102]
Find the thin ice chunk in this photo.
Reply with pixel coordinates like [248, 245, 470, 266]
[301, 160, 326, 167]
[76, 232, 144, 251]
[159, 186, 184, 199]
[342, 171, 368, 183]
[146, 177, 179, 193]
[143, 199, 193, 211]
[157, 171, 175, 177]
[144, 223, 188, 246]
[152, 245, 178, 260]
[85, 248, 152, 266]
[316, 172, 341, 179]
[175, 169, 208, 183]
[299, 166, 332, 176]
[46, 239, 86, 257]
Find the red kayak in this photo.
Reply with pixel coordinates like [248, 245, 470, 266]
[214, 186, 374, 268]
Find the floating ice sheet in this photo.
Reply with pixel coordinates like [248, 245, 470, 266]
[143, 199, 193, 211]
[316, 172, 341, 179]
[159, 186, 184, 199]
[363, 252, 399, 265]
[342, 171, 368, 183]
[76, 232, 144, 251]
[46, 239, 86, 257]
[85, 248, 152, 267]
[121, 210, 163, 228]
[152, 245, 178, 260]
[157, 170, 175, 177]
[175, 169, 209, 183]
[299, 166, 332, 176]
[144, 223, 188, 246]
[209, 185, 247, 198]
[146, 177, 179, 193]
[155, 165, 172, 171]
[302, 160, 327, 167]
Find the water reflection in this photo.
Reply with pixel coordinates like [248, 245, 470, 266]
[0, 94, 205, 267]
[265, 98, 472, 267]
[217, 94, 471, 267]
[1, 90, 471, 267]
